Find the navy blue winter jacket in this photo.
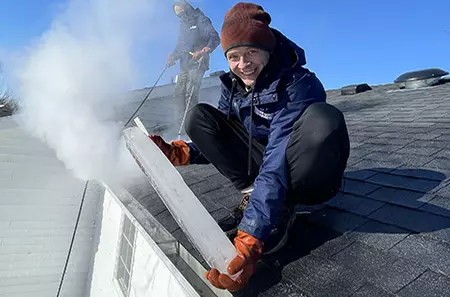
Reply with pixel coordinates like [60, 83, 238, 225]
[188, 29, 327, 241]
[170, 1, 220, 72]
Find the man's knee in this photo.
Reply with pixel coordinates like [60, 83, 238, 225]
[294, 102, 348, 147]
[287, 102, 350, 205]
[289, 102, 350, 161]
[185, 103, 216, 138]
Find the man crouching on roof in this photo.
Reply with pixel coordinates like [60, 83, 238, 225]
[149, 2, 351, 292]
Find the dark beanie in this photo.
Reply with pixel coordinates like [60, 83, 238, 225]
[221, 2, 276, 55]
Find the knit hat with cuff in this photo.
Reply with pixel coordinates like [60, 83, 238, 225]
[221, 2, 276, 55]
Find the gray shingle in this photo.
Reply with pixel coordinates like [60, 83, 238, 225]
[350, 131, 385, 138]
[307, 207, 369, 234]
[435, 184, 450, 198]
[377, 132, 441, 141]
[350, 141, 364, 149]
[182, 165, 219, 185]
[331, 242, 426, 292]
[283, 254, 365, 297]
[203, 185, 238, 200]
[364, 152, 434, 167]
[411, 140, 450, 149]
[396, 146, 443, 156]
[363, 137, 413, 146]
[389, 167, 447, 181]
[351, 283, 396, 297]
[258, 278, 309, 297]
[369, 204, 450, 241]
[349, 136, 370, 144]
[326, 193, 385, 216]
[400, 126, 437, 134]
[360, 126, 405, 133]
[189, 172, 229, 195]
[196, 196, 222, 213]
[137, 193, 167, 217]
[437, 134, 450, 141]
[341, 179, 380, 196]
[310, 233, 356, 259]
[432, 128, 450, 134]
[204, 185, 241, 209]
[154, 210, 180, 233]
[425, 157, 450, 172]
[390, 234, 450, 277]
[366, 173, 441, 192]
[210, 207, 231, 223]
[420, 195, 450, 218]
[434, 148, 450, 158]
[344, 168, 378, 181]
[397, 270, 450, 297]
[348, 220, 410, 250]
[367, 187, 433, 208]
[352, 158, 403, 172]
[380, 132, 441, 140]
[356, 143, 404, 153]
[347, 147, 373, 165]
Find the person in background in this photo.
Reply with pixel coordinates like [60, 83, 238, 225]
[167, 0, 220, 134]
[153, 2, 350, 292]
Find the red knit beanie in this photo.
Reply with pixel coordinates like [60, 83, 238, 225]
[221, 2, 276, 55]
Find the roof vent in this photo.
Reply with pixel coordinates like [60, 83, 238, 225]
[209, 70, 226, 77]
[394, 68, 449, 89]
[341, 83, 372, 96]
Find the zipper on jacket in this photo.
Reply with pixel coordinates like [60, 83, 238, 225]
[247, 90, 256, 177]
[227, 77, 237, 120]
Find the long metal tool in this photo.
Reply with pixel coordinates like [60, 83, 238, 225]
[124, 65, 168, 127]
[177, 56, 204, 140]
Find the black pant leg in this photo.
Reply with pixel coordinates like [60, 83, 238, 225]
[286, 102, 350, 205]
[185, 103, 265, 190]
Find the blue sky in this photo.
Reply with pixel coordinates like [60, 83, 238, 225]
[1, 0, 450, 90]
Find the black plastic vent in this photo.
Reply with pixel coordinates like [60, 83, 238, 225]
[341, 83, 372, 96]
[395, 68, 449, 89]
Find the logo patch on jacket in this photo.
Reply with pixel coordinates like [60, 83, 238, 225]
[254, 106, 275, 120]
[190, 25, 197, 29]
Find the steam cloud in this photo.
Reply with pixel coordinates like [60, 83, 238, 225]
[13, 0, 160, 182]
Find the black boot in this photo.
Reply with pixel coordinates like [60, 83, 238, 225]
[217, 185, 297, 254]
[217, 185, 253, 241]
[262, 204, 296, 255]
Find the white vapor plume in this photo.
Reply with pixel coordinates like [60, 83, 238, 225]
[13, 0, 160, 182]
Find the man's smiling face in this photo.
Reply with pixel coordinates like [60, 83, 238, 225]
[226, 46, 270, 87]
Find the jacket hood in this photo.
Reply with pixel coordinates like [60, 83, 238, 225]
[271, 29, 306, 69]
[173, 0, 202, 22]
[173, 0, 194, 11]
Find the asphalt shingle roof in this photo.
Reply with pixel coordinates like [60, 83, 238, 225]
[137, 79, 450, 297]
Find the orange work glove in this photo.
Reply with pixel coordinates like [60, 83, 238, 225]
[205, 230, 263, 292]
[192, 47, 211, 61]
[149, 135, 190, 166]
